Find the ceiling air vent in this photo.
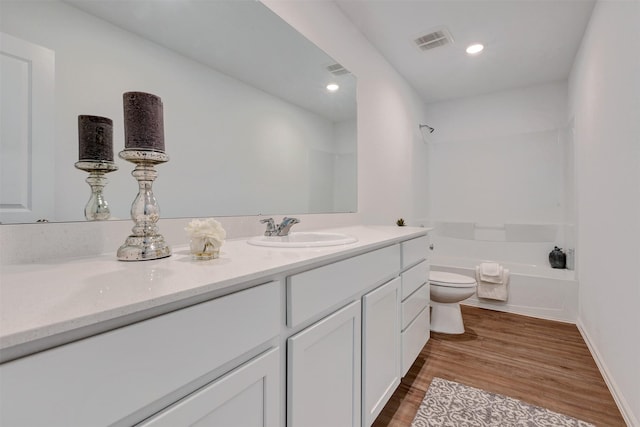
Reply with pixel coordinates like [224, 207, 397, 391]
[414, 28, 453, 51]
[326, 63, 350, 76]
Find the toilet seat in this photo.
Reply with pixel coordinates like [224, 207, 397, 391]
[430, 271, 476, 288]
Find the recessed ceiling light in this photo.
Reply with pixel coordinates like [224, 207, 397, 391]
[466, 43, 484, 55]
[326, 83, 340, 92]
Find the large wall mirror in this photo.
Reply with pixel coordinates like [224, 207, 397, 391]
[0, 0, 357, 224]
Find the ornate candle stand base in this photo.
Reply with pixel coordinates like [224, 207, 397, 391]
[117, 149, 171, 261]
[74, 161, 119, 221]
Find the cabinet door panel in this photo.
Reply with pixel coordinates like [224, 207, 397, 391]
[139, 348, 279, 427]
[362, 277, 401, 427]
[401, 307, 430, 377]
[288, 301, 361, 427]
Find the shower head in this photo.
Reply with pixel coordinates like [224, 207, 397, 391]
[419, 124, 435, 133]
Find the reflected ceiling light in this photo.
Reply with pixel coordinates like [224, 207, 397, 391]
[326, 83, 340, 92]
[466, 43, 484, 55]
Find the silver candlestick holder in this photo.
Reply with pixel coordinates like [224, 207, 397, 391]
[74, 160, 119, 221]
[116, 149, 171, 261]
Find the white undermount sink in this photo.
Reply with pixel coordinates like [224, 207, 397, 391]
[247, 232, 358, 248]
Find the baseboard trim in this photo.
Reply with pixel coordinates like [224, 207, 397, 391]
[461, 300, 576, 325]
[577, 319, 638, 427]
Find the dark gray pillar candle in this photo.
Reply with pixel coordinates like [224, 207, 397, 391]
[123, 92, 165, 152]
[78, 115, 114, 162]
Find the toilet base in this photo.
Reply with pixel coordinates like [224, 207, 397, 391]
[430, 301, 465, 334]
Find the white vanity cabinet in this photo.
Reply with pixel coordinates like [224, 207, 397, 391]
[286, 244, 404, 427]
[0, 281, 281, 427]
[286, 275, 403, 427]
[400, 235, 431, 376]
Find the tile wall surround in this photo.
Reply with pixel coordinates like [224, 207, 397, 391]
[0, 213, 361, 265]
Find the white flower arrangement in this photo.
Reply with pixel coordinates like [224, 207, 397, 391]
[185, 218, 226, 249]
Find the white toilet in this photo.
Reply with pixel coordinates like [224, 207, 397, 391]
[429, 271, 477, 334]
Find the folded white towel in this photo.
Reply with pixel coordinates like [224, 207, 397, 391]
[481, 267, 504, 283]
[480, 262, 500, 276]
[475, 266, 509, 301]
[479, 262, 504, 283]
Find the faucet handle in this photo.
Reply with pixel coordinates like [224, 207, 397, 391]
[260, 218, 276, 236]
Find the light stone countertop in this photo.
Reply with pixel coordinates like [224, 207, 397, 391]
[0, 225, 430, 362]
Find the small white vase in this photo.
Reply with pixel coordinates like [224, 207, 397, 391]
[189, 236, 220, 260]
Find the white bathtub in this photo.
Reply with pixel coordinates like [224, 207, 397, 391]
[430, 255, 578, 323]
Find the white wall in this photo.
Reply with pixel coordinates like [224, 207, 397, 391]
[426, 82, 568, 224]
[262, 0, 430, 227]
[1, 0, 349, 221]
[424, 82, 573, 266]
[569, 1, 640, 425]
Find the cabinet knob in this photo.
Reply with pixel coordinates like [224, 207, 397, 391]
[429, 244, 434, 250]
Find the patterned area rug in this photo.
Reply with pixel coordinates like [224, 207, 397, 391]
[411, 377, 595, 427]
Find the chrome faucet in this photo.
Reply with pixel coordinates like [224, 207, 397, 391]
[260, 217, 300, 236]
[276, 217, 300, 236]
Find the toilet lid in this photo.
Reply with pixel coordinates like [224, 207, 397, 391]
[430, 271, 476, 288]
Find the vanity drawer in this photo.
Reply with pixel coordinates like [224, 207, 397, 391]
[401, 259, 428, 300]
[287, 245, 400, 328]
[401, 235, 429, 269]
[402, 284, 429, 330]
[401, 306, 430, 377]
[0, 281, 281, 427]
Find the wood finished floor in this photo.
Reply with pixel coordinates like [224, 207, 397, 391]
[373, 305, 626, 427]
